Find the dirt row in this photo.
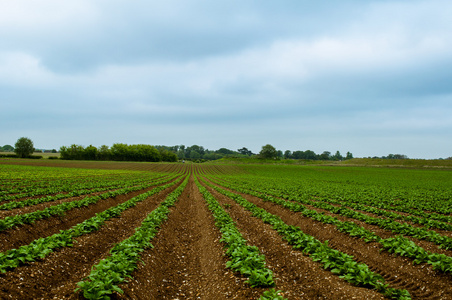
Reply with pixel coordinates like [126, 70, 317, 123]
[205, 178, 452, 299]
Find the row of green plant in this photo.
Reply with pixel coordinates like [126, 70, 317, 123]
[0, 163, 135, 181]
[199, 177, 411, 299]
[0, 174, 179, 232]
[211, 167, 452, 248]
[0, 164, 151, 198]
[209, 177, 452, 274]
[229, 176, 452, 251]
[194, 176, 275, 288]
[222, 165, 452, 215]
[75, 175, 189, 299]
[0, 175, 166, 210]
[0, 177, 182, 274]
[0, 173, 154, 202]
[319, 193, 452, 231]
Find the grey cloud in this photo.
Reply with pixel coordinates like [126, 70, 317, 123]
[1, 1, 451, 159]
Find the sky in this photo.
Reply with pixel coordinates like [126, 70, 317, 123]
[1, 1, 451, 159]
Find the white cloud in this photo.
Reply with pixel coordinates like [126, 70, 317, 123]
[0, 52, 56, 86]
[0, 1, 98, 31]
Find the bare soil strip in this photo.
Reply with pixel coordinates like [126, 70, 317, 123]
[213, 181, 452, 299]
[116, 176, 262, 300]
[0, 181, 181, 300]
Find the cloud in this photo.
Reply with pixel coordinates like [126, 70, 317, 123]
[0, 52, 57, 87]
[0, 1, 451, 158]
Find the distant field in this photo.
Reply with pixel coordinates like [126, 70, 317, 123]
[0, 152, 60, 158]
[214, 156, 452, 169]
[341, 157, 452, 168]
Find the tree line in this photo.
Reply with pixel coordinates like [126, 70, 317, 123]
[58, 144, 256, 162]
[8, 137, 452, 162]
[58, 143, 356, 162]
[59, 144, 178, 162]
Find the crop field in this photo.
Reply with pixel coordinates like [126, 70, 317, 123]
[0, 160, 451, 299]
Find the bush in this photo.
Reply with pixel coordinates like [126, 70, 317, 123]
[0, 154, 17, 158]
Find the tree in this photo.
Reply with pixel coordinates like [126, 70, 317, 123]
[284, 150, 292, 159]
[259, 144, 278, 159]
[14, 137, 34, 158]
[237, 147, 253, 156]
[187, 145, 205, 157]
[190, 150, 201, 159]
[303, 150, 317, 160]
[346, 151, 353, 160]
[83, 145, 98, 160]
[2, 145, 14, 152]
[97, 145, 111, 160]
[333, 151, 343, 161]
[318, 151, 331, 160]
[159, 149, 176, 162]
[216, 148, 235, 155]
[177, 149, 185, 159]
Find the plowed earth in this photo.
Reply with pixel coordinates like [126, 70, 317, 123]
[1, 161, 451, 299]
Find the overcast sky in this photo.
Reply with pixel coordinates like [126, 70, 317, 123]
[1, 1, 451, 158]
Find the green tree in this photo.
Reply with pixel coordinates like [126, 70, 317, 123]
[346, 151, 353, 160]
[177, 149, 185, 159]
[284, 150, 292, 159]
[216, 148, 235, 155]
[318, 151, 331, 160]
[187, 145, 205, 158]
[333, 151, 343, 161]
[304, 150, 317, 160]
[2, 145, 14, 152]
[190, 150, 201, 159]
[237, 147, 253, 156]
[83, 145, 98, 160]
[159, 149, 178, 162]
[97, 145, 111, 160]
[14, 137, 34, 158]
[259, 144, 278, 159]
